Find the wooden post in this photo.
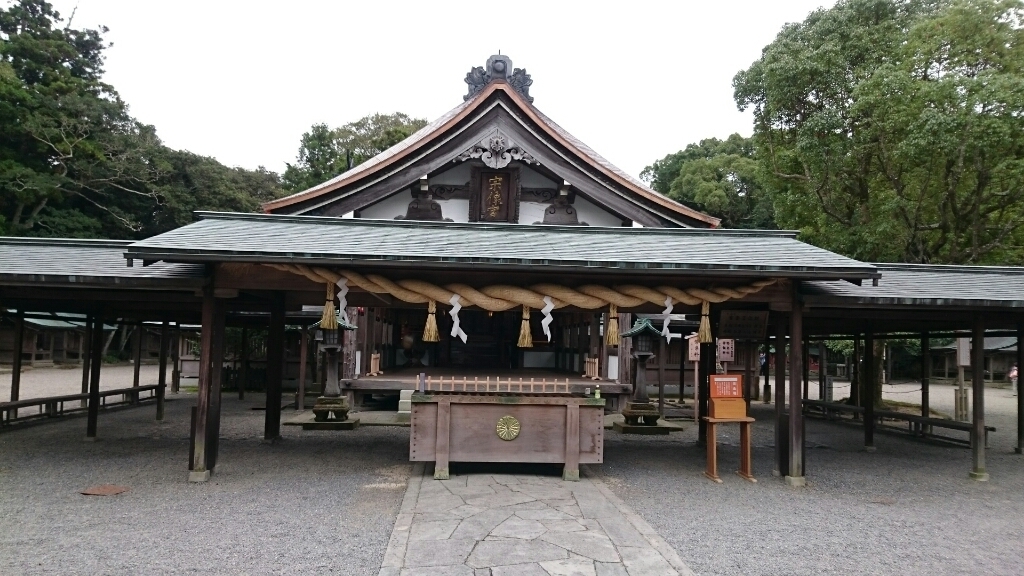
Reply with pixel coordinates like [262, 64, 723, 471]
[773, 315, 786, 476]
[80, 316, 92, 408]
[921, 333, 930, 420]
[970, 315, 988, 481]
[1016, 322, 1023, 455]
[864, 332, 875, 451]
[190, 291, 218, 481]
[171, 326, 181, 394]
[851, 335, 861, 417]
[658, 336, 666, 416]
[787, 285, 805, 486]
[264, 293, 285, 440]
[10, 311, 24, 416]
[818, 340, 827, 400]
[86, 314, 105, 439]
[763, 330, 771, 403]
[207, 301, 226, 471]
[132, 322, 143, 403]
[297, 329, 309, 411]
[157, 321, 169, 421]
[238, 326, 248, 400]
[802, 335, 810, 402]
[599, 313, 609, 380]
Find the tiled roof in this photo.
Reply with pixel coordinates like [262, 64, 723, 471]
[125, 212, 876, 279]
[803, 264, 1024, 308]
[0, 238, 205, 288]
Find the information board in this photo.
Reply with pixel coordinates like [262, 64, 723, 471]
[718, 311, 769, 340]
[710, 374, 743, 398]
[688, 335, 701, 362]
[717, 339, 735, 362]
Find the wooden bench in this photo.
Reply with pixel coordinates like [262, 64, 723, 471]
[802, 399, 995, 447]
[1, 385, 161, 426]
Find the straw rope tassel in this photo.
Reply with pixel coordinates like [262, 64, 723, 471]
[605, 304, 619, 346]
[423, 300, 440, 342]
[698, 300, 712, 343]
[518, 305, 533, 348]
[321, 282, 338, 330]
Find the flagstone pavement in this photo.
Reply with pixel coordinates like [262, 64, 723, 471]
[378, 464, 695, 576]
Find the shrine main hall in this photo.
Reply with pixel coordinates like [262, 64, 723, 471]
[2, 55, 1023, 494]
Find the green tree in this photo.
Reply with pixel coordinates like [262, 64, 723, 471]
[283, 113, 428, 191]
[0, 0, 286, 239]
[733, 0, 1024, 264]
[642, 134, 775, 229]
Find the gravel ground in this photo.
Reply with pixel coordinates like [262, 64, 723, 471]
[0, 364, 168, 400]
[2, 372, 1022, 575]
[599, 381, 1024, 576]
[0, 392, 410, 575]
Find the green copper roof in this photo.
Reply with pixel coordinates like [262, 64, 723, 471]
[620, 317, 661, 338]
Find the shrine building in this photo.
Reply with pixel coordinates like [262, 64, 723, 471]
[1, 55, 1022, 485]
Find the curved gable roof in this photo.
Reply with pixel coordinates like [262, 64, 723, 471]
[263, 81, 719, 228]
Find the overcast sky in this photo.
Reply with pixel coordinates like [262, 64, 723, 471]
[47, 0, 834, 180]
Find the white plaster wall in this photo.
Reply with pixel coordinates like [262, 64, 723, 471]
[574, 195, 623, 227]
[521, 166, 558, 188]
[359, 190, 469, 222]
[519, 202, 548, 225]
[431, 163, 472, 186]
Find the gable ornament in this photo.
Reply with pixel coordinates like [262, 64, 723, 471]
[455, 128, 536, 169]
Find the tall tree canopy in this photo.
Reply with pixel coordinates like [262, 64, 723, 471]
[733, 0, 1024, 264]
[0, 0, 284, 239]
[642, 134, 774, 229]
[283, 113, 428, 191]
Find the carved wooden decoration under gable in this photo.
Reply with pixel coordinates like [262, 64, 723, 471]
[469, 167, 520, 223]
[535, 194, 588, 226]
[456, 128, 535, 170]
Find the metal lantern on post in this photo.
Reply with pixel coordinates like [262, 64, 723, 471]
[617, 318, 663, 429]
[312, 315, 357, 425]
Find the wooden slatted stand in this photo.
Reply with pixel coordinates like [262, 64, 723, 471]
[703, 416, 756, 483]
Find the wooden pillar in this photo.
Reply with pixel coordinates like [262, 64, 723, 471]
[170, 326, 181, 394]
[10, 311, 24, 409]
[697, 307, 714, 446]
[970, 315, 989, 481]
[86, 314, 105, 439]
[818, 341, 827, 400]
[851, 336, 861, 415]
[599, 313, 610, 380]
[802, 335, 810, 402]
[657, 336, 666, 416]
[297, 329, 309, 411]
[864, 332, 875, 450]
[921, 333, 930, 419]
[132, 321, 143, 403]
[763, 331, 772, 403]
[238, 326, 248, 400]
[787, 286, 805, 486]
[157, 321, 169, 421]
[1016, 322, 1023, 455]
[264, 293, 285, 440]
[773, 315, 786, 476]
[80, 316, 93, 408]
[190, 290, 223, 481]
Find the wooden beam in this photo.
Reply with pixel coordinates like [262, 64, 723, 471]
[970, 315, 989, 481]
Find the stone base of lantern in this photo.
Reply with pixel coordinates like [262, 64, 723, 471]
[303, 396, 359, 430]
[617, 401, 667, 435]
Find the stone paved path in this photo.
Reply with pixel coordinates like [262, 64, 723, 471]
[379, 464, 694, 576]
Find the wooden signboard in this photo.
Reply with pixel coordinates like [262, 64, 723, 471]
[957, 338, 971, 367]
[470, 169, 520, 223]
[688, 335, 701, 362]
[709, 375, 746, 419]
[710, 374, 743, 398]
[717, 339, 735, 362]
[718, 311, 769, 340]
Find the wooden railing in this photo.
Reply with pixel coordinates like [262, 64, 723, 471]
[583, 357, 601, 380]
[424, 375, 570, 395]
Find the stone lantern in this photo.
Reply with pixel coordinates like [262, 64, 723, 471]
[618, 318, 662, 428]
